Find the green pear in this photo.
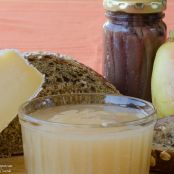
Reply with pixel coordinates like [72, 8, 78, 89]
[152, 30, 174, 118]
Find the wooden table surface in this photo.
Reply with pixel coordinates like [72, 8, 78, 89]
[0, 156, 160, 174]
[0, 157, 24, 174]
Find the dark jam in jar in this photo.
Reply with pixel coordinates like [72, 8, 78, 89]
[103, 12, 166, 101]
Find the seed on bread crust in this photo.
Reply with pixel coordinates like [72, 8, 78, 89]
[160, 151, 171, 161]
[150, 155, 156, 167]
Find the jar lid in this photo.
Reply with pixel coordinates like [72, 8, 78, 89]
[103, 0, 167, 13]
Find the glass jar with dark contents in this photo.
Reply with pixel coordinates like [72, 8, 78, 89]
[103, 0, 167, 101]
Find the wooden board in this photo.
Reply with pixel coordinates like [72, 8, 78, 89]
[0, 156, 25, 174]
[0, 156, 160, 174]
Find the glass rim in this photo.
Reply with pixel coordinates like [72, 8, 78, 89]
[18, 93, 156, 128]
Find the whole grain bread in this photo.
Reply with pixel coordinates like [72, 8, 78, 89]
[0, 51, 119, 158]
[150, 116, 174, 174]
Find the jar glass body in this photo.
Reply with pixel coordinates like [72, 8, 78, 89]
[103, 12, 166, 101]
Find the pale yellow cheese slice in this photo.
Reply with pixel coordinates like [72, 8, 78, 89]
[0, 50, 44, 132]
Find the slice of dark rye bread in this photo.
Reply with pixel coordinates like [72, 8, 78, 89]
[0, 51, 119, 158]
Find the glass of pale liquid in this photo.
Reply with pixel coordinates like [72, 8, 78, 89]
[19, 94, 156, 174]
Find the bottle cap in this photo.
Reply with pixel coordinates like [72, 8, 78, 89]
[103, 0, 167, 13]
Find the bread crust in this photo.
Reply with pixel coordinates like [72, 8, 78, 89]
[151, 147, 174, 173]
[150, 116, 174, 173]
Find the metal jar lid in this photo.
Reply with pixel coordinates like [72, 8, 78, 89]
[103, 0, 167, 13]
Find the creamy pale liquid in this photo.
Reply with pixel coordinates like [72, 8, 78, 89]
[21, 104, 154, 174]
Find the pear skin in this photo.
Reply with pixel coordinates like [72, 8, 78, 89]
[152, 37, 174, 118]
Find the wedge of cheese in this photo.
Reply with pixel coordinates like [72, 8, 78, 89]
[0, 50, 44, 132]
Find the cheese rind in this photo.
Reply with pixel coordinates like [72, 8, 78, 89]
[0, 49, 44, 132]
